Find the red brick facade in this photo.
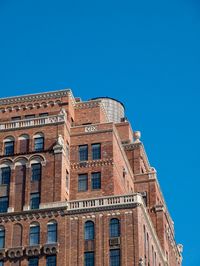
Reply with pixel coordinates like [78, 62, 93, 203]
[0, 90, 182, 266]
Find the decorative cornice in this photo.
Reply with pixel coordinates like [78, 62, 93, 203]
[70, 158, 113, 169]
[0, 208, 67, 223]
[0, 89, 71, 106]
[75, 100, 101, 109]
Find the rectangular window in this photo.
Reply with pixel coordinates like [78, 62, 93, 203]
[34, 137, 44, 151]
[29, 257, 39, 266]
[0, 167, 11, 185]
[25, 115, 35, 119]
[92, 143, 101, 160]
[84, 252, 94, 266]
[0, 197, 8, 213]
[31, 164, 41, 181]
[110, 249, 120, 266]
[46, 255, 56, 266]
[30, 193, 40, 209]
[91, 172, 101, 190]
[0, 229, 5, 248]
[79, 145, 88, 161]
[11, 116, 21, 121]
[4, 141, 14, 155]
[78, 174, 88, 192]
[39, 113, 49, 117]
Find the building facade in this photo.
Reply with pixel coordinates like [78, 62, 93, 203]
[0, 89, 182, 266]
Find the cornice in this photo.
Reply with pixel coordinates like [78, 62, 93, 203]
[70, 158, 114, 169]
[0, 89, 71, 106]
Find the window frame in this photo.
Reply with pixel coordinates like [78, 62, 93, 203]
[34, 137, 44, 151]
[0, 226, 5, 249]
[91, 143, 101, 160]
[109, 218, 120, 238]
[110, 249, 120, 266]
[30, 193, 40, 210]
[47, 222, 57, 243]
[4, 141, 14, 155]
[29, 224, 40, 246]
[78, 174, 88, 192]
[31, 163, 42, 182]
[84, 251, 94, 266]
[84, 221, 95, 240]
[79, 145, 88, 161]
[0, 167, 11, 185]
[0, 197, 8, 213]
[46, 255, 56, 266]
[91, 172, 101, 190]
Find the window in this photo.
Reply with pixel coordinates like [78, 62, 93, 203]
[29, 257, 39, 266]
[110, 219, 120, 238]
[47, 221, 57, 243]
[11, 116, 21, 121]
[66, 171, 69, 191]
[0, 167, 11, 185]
[84, 252, 94, 266]
[0, 226, 5, 248]
[4, 141, 14, 155]
[30, 193, 40, 209]
[91, 172, 101, 190]
[29, 224, 40, 245]
[31, 164, 41, 181]
[84, 221, 94, 240]
[39, 113, 48, 117]
[0, 197, 8, 213]
[34, 137, 44, 151]
[25, 115, 35, 119]
[46, 255, 56, 266]
[79, 145, 88, 161]
[78, 174, 88, 191]
[110, 249, 120, 266]
[92, 144, 101, 160]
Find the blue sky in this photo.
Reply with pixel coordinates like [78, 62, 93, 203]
[0, 0, 200, 265]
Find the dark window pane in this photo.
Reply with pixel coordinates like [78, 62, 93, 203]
[91, 172, 101, 190]
[30, 193, 40, 209]
[46, 255, 56, 266]
[25, 115, 35, 119]
[110, 249, 120, 266]
[11, 116, 21, 121]
[34, 137, 44, 151]
[84, 252, 94, 266]
[39, 113, 48, 117]
[0, 167, 11, 185]
[31, 164, 41, 181]
[47, 223, 57, 243]
[0, 227, 5, 248]
[79, 145, 88, 161]
[29, 225, 40, 245]
[28, 257, 39, 266]
[110, 219, 120, 238]
[4, 141, 14, 155]
[78, 174, 88, 191]
[0, 197, 8, 213]
[84, 221, 94, 240]
[92, 144, 101, 160]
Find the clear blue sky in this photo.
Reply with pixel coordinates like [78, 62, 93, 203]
[0, 0, 199, 265]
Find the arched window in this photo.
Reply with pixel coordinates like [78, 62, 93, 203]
[0, 226, 5, 248]
[84, 221, 94, 240]
[47, 221, 57, 243]
[33, 133, 44, 151]
[109, 218, 120, 238]
[4, 136, 15, 155]
[29, 223, 40, 245]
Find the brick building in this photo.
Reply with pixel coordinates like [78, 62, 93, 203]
[0, 89, 182, 266]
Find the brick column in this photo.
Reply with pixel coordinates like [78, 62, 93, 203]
[23, 163, 31, 210]
[7, 165, 15, 212]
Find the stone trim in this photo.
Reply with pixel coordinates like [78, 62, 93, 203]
[0, 89, 71, 106]
[70, 158, 114, 169]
